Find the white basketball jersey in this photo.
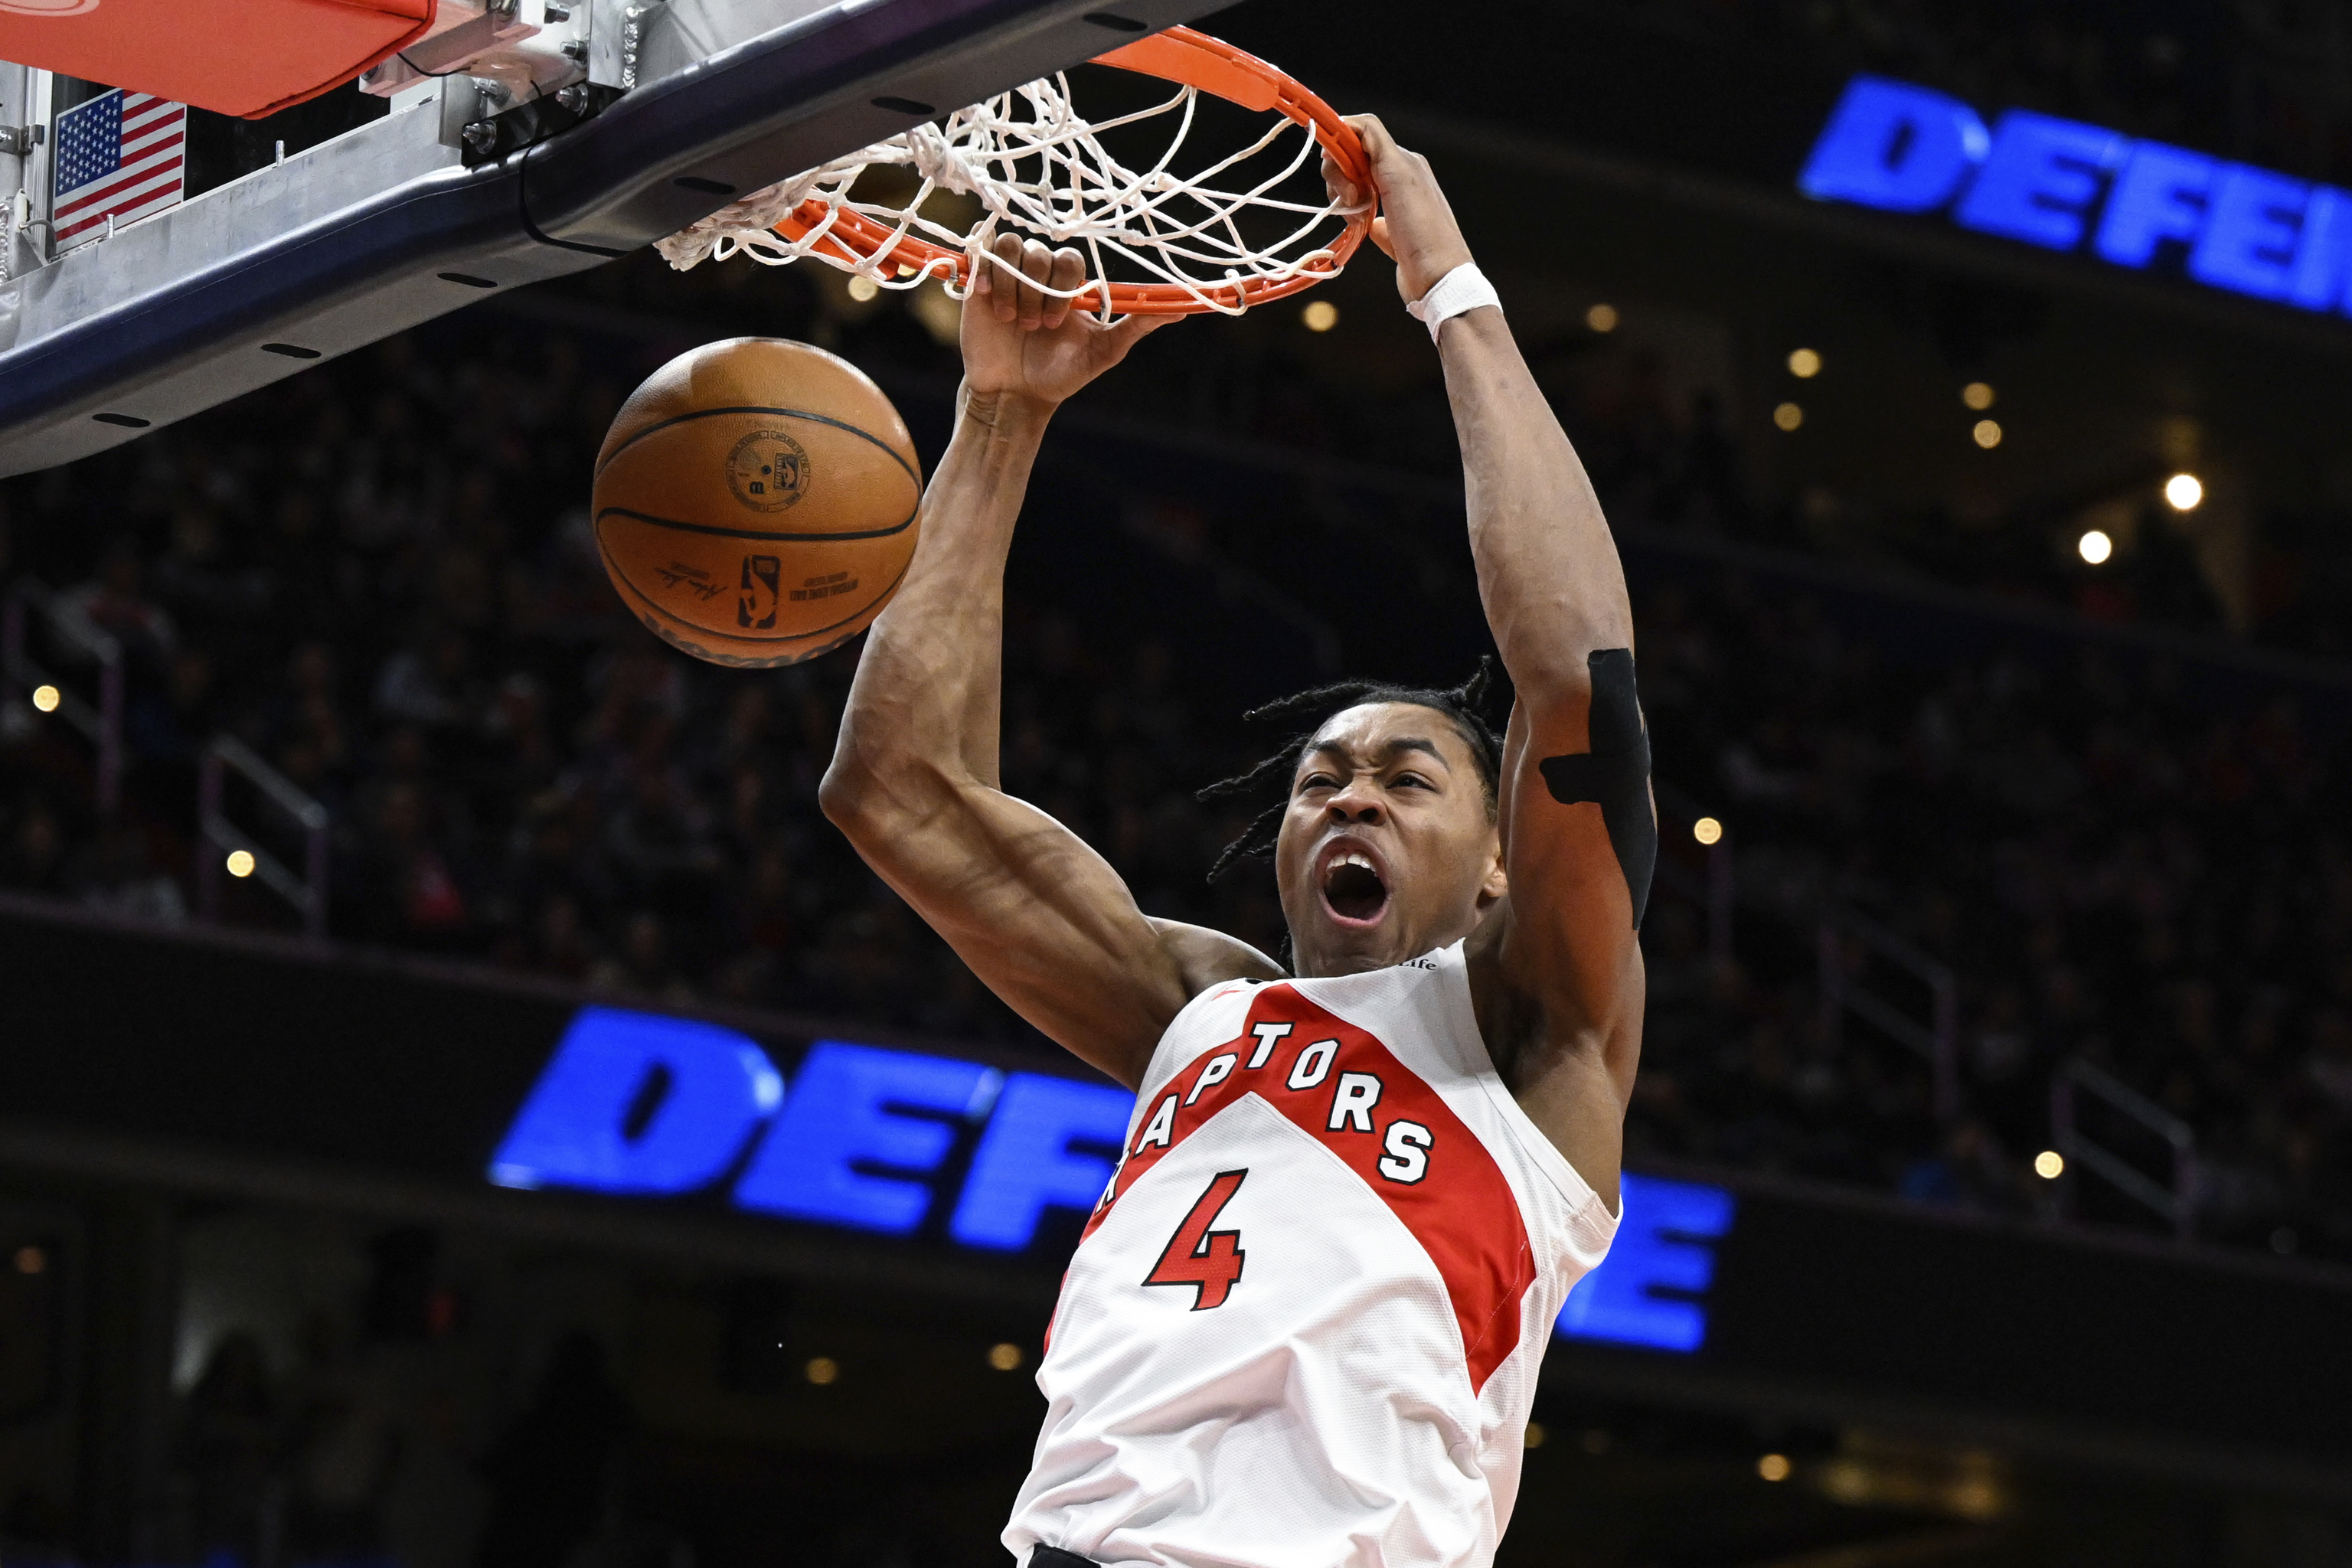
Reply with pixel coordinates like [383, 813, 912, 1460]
[1004, 941, 1620, 1568]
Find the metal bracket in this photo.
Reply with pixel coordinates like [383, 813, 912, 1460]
[459, 80, 624, 165]
[0, 124, 41, 156]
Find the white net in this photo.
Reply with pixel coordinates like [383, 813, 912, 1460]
[653, 70, 1367, 317]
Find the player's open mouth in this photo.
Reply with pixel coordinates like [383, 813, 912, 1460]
[1321, 851, 1389, 926]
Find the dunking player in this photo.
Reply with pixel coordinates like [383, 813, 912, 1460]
[820, 117, 1650, 1567]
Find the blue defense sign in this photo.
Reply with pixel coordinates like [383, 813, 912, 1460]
[1557, 1172, 1737, 1353]
[1800, 75, 2352, 313]
[489, 1008, 1737, 1351]
[489, 1008, 1132, 1253]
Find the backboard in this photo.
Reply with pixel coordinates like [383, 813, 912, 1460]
[0, 0, 1226, 479]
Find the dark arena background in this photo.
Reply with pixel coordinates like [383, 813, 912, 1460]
[2, 1, 2352, 1565]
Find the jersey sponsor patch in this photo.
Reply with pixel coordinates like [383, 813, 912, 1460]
[1084, 986, 1538, 1393]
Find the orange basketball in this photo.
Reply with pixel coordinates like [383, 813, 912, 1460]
[591, 338, 921, 667]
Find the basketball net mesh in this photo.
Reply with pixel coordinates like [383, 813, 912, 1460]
[652, 73, 1364, 316]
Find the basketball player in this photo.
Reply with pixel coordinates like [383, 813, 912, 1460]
[820, 116, 1648, 1567]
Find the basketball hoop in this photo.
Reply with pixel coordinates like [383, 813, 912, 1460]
[654, 26, 1371, 317]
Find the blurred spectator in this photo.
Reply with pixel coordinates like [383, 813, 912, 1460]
[469, 1330, 630, 1568]
[71, 822, 188, 926]
[57, 536, 177, 671]
[176, 1331, 279, 1566]
[283, 1309, 400, 1564]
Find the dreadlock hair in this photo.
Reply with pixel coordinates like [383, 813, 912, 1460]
[1197, 656, 1508, 884]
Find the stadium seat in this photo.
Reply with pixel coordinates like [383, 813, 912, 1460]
[0, 0, 434, 119]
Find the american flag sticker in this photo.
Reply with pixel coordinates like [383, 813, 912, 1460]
[53, 89, 187, 250]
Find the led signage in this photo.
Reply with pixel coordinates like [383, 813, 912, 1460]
[1800, 75, 2352, 313]
[1558, 1173, 1736, 1353]
[491, 1008, 1135, 1250]
[491, 1007, 1736, 1353]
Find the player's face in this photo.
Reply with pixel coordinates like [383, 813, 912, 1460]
[1274, 702, 1507, 978]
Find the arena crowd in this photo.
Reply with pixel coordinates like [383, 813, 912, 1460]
[0, 256, 2346, 1265]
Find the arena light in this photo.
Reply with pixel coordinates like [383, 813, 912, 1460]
[1972, 418, 2003, 449]
[2034, 1150, 2065, 1179]
[805, 1356, 840, 1385]
[1302, 299, 1338, 332]
[1962, 381, 1995, 410]
[12, 1246, 43, 1276]
[1773, 402, 1804, 432]
[988, 1342, 1024, 1370]
[29, 684, 58, 714]
[2164, 472, 2204, 511]
[1585, 302, 1619, 333]
[1524, 1423, 1547, 1450]
[2077, 529, 2113, 565]
[1787, 347, 1822, 378]
[1758, 1453, 1792, 1482]
[845, 275, 880, 302]
[1693, 816, 1724, 846]
[225, 849, 257, 879]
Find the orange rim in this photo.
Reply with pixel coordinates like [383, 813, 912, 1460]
[770, 26, 1370, 315]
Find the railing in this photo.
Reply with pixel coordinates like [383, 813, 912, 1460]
[1818, 908, 1959, 1123]
[2, 578, 125, 814]
[2050, 1057, 2198, 1240]
[198, 736, 331, 941]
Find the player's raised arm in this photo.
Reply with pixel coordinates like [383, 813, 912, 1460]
[820, 237, 1280, 1089]
[1338, 118, 1648, 1200]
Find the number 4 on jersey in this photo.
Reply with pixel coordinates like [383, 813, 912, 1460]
[1143, 1170, 1249, 1310]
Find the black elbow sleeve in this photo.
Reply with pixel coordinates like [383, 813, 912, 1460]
[1535, 648, 1656, 929]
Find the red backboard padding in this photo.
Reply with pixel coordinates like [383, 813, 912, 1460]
[0, 0, 435, 119]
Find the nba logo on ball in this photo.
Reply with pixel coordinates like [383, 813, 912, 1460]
[740, 556, 782, 629]
[727, 430, 810, 511]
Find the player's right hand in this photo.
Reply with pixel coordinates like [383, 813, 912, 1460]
[962, 232, 1169, 410]
[1327, 115, 1475, 307]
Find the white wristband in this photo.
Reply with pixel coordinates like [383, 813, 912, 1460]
[1406, 262, 1501, 343]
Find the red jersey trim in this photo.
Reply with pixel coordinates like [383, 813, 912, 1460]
[1086, 985, 1537, 1394]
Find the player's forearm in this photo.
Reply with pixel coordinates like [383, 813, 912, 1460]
[825, 388, 1052, 807]
[1439, 309, 1633, 697]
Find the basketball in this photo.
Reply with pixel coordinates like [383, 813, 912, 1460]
[590, 338, 921, 668]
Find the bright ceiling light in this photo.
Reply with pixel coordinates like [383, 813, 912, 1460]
[1972, 419, 2002, 449]
[1585, 302, 1619, 333]
[1693, 817, 1723, 845]
[1787, 347, 1821, 378]
[1302, 299, 1338, 332]
[1962, 381, 1995, 410]
[2077, 529, 2113, 565]
[1773, 402, 1804, 431]
[2034, 1150, 2065, 1180]
[2164, 472, 2204, 511]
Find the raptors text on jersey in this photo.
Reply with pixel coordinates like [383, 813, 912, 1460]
[1004, 942, 1620, 1568]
